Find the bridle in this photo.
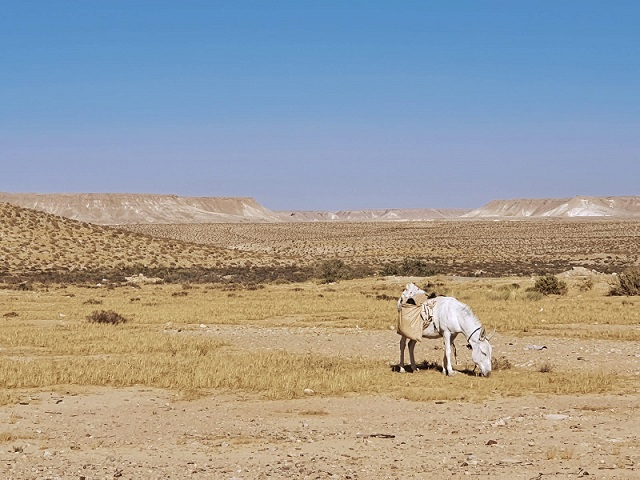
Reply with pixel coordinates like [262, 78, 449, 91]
[466, 326, 483, 349]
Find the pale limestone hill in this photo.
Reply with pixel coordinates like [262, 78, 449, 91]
[276, 208, 470, 222]
[1, 193, 638, 225]
[0, 193, 282, 225]
[463, 196, 640, 218]
[0, 193, 469, 223]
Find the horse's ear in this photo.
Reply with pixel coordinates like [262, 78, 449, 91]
[486, 328, 496, 341]
[479, 327, 486, 341]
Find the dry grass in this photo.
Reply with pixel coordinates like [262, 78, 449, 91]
[0, 202, 276, 276]
[1, 277, 639, 405]
[2, 275, 639, 336]
[0, 340, 630, 404]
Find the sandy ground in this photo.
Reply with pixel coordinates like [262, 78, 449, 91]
[1, 327, 639, 479]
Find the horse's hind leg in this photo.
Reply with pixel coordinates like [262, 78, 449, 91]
[399, 336, 407, 372]
[408, 339, 418, 371]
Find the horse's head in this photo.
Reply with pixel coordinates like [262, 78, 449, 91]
[470, 328, 494, 377]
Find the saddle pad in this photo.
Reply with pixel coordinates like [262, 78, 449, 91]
[397, 303, 425, 341]
[397, 293, 437, 341]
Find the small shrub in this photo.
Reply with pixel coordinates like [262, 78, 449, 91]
[3, 312, 19, 318]
[16, 282, 33, 291]
[578, 277, 594, 292]
[609, 267, 640, 296]
[318, 259, 352, 283]
[529, 275, 568, 296]
[86, 310, 128, 325]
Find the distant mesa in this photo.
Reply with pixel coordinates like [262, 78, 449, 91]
[462, 196, 640, 218]
[0, 193, 638, 225]
[0, 193, 281, 225]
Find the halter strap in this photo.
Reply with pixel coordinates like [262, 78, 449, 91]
[466, 326, 483, 345]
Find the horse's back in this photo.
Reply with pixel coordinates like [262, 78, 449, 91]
[432, 296, 473, 333]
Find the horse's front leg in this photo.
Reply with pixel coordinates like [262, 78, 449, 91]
[442, 331, 456, 376]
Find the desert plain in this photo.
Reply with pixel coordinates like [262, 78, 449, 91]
[1, 199, 639, 479]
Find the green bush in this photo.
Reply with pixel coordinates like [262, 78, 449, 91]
[609, 267, 640, 296]
[530, 274, 568, 295]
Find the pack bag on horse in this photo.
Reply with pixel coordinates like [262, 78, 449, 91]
[396, 283, 494, 377]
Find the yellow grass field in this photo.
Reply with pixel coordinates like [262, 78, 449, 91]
[1, 274, 638, 404]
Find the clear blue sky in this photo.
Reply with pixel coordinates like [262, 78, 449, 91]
[1, 1, 638, 210]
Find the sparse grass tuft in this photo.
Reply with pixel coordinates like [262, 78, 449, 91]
[487, 288, 512, 301]
[492, 356, 512, 371]
[297, 409, 329, 416]
[0, 432, 17, 442]
[538, 362, 554, 373]
[523, 290, 544, 301]
[546, 446, 575, 460]
[83, 299, 103, 305]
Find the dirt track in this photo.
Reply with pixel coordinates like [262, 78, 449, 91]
[1, 327, 639, 479]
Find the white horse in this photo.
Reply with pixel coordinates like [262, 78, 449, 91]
[397, 283, 493, 377]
